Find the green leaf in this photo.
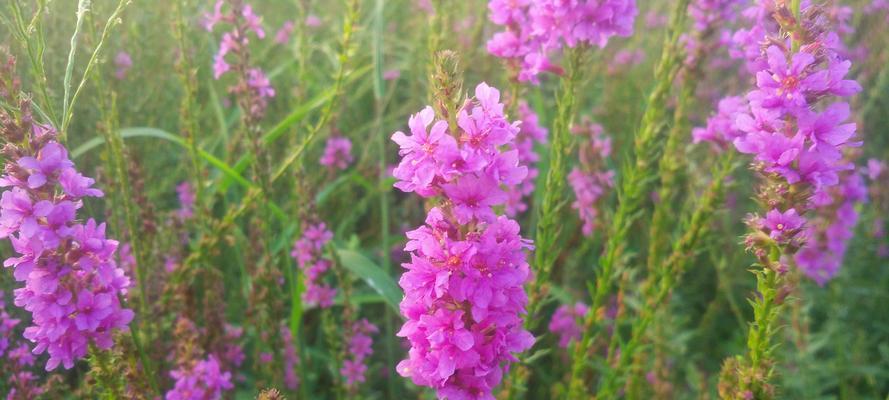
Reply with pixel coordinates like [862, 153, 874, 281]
[217, 65, 372, 192]
[71, 127, 288, 221]
[335, 248, 402, 313]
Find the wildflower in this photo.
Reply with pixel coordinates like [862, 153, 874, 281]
[0, 120, 133, 371]
[692, 96, 746, 147]
[275, 21, 295, 44]
[487, 0, 638, 83]
[795, 171, 867, 285]
[548, 302, 589, 348]
[569, 121, 614, 236]
[383, 69, 401, 81]
[281, 326, 300, 390]
[393, 83, 534, 399]
[166, 355, 234, 400]
[176, 181, 195, 220]
[305, 14, 322, 28]
[319, 136, 353, 171]
[290, 222, 336, 308]
[114, 51, 132, 80]
[340, 319, 377, 389]
[207, 1, 275, 117]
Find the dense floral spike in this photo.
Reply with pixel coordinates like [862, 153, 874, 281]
[114, 51, 132, 80]
[0, 121, 133, 371]
[340, 318, 377, 389]
[281, 325, 300, 390]
[487, 0, 638, 83]
[320, 136, 354, 171]
[392, 83, 535, 399]
[568, 120, 614, 236]
[795, 170, 867, 285]
[505, 101, 547, 216]
[1, 290, 20, 358]
[176, 181, 195, 221]
[696, 1, 862, 284]
[290, 221, 336, 308]
[165, 355, 234, 400]
[205, 0, 275, 115]
[548, 302, 588, 348]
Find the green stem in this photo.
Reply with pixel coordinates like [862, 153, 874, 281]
[566, 0, 690, 396]
[372, 0, 398, 397]
[526, 46, 586, 329]
[599, 152, 737, 397]
[61, 0, 130, 135]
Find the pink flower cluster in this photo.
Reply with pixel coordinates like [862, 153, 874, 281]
[319, 136, 354, 171]
[0, 124, 133, 371]
[176, 181, 195, 221]
[340, 318, 377, 389]
[698, 2, 862, 263]
[795, 170, 867, 285]
[114, 51, 132, 80]
[487, 0, 638, 83]
[290, 222, 336, 308]
[1, 290, 20, 358]
[548, 302, 588, 348]
[281, 325, 300, 390]
[165, 355, 233, 400]
[568, 121, 614, 236]
[681, 0, 744, 68]
[391, 83, 535, 399]
[505, 100, 547, 216]
[204, 1, 275, 113]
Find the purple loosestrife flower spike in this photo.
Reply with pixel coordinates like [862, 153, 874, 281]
[320, 136, 354, 171]
[487, 0, 638, 83]
[290, 221, 336, 308]
[569, 121, 614, 236]
[392, 83, 535, 399]
[165, 355, 234, 400]
[548, 302, 589, 348]
[696, 2, 862, 284]
[340, 318, 378, 389]
[0, 123, 133, 371]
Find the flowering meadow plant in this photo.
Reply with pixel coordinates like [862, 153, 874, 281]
[1, 0, 888, 399]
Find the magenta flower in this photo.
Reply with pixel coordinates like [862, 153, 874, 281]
[391, 106, 459, 196]
[761, 208, 806, 243]
[114, 51, 132, 80]
[796, 169, 868, 285]
[549, 302, 589, 348]
[569, 121, 614, 236]
[176, 181, 195, 220]
[393, 83, 534, 399]
[319, 136, 353, 170]
[755, 46, 826, 112]
[693, 96, 746, 148]
[290, 221, 337, 309]
[487, 0, 638, 83]
[281, 325, 300, 390]
[340, 318, 377, 388]
[305, 14, 322, 28]
[165, 355, 233, 400]
[275, 20, 295, 44]
[0, 123, 133, 371]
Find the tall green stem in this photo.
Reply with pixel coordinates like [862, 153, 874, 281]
[372, 0, 398, 397]
[526, 46, 586, 328]
[566, 0, 690, 396]
[600, 153, 737, 397]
